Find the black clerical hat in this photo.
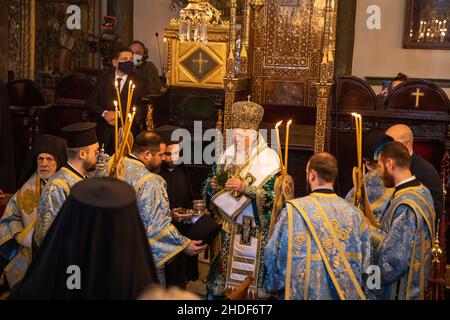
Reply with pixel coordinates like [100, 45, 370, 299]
[32, 134, 67, 164]
[18, 134, 68, 187]
[11, 177, 158, 300]
[61, 122, 98, 148]
[363, 129, 394, 161]
[186, 215, 221, 245]
[155, 125, 182, 145]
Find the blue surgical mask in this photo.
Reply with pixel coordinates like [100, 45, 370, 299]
[117, 60, 134, 75]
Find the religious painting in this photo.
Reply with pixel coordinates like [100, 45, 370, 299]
[34, 0, 97, 87]
[240, 216, 253, 246]
[404, 0, 450, 49]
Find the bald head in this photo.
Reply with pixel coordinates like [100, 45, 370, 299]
[385, 124, 414, 154]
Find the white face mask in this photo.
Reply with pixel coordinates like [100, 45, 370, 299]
[133, 54, 143, 66]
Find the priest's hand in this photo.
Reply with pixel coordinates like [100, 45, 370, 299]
[171, 208, 193, 223]
[103, 111, 116, 126]
[184, 240, 208, 256]
[225, 178, 245, 193]
[211, 176, 219, 190]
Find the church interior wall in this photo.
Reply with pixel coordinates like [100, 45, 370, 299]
[352, 0, 450, 98]
[133, 0, 179, 80]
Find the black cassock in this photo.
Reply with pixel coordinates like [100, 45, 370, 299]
[159, 163, 199, 288]
[0, 80, 16, 193]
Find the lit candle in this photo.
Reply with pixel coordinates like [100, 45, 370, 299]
[163, 37, 167, 75]
[114, 81, 123, 122]
[275, 121, 284, 172]
[126, 80, 133, 118]
[114, 100, 124, 128]
[115, 106, 118, 155]
[284, 120, 292, 176]
[357, 114, 362, 169]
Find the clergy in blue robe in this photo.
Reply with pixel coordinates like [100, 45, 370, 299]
[102, 131, 206, 284]
[372, 141, 435, 300]
[0, 135, 66, 293]
[34, 123, 99, 248]
[265, 153, 370, 300]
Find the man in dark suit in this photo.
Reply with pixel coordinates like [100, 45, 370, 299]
[386, 124, 443, 220]
[85, 47, 150, 155]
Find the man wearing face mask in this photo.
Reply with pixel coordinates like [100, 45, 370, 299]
[85, 47, 151, 155]
[130, 40, 162, 95]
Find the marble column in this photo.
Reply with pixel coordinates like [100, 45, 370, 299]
[107, 0, 134, 47]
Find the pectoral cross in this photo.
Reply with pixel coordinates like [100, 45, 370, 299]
[411, 88, 425, 109]
[193, 53, 208, 74]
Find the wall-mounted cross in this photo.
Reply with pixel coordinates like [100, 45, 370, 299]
[411, 88, 425, 109]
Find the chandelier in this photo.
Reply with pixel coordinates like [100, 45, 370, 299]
[178, 0, 224, 43]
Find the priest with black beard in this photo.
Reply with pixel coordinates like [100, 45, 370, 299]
[155, 127, 199, 289]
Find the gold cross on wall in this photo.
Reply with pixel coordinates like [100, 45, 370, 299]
[193, 53, 208, 74]
[411, 88, 425, 109]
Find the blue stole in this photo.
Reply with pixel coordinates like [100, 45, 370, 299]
[286, 196, 366, 300]
[379, 185, 435, 300]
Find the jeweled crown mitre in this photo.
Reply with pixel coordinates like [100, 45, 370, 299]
[231, 97, 264, 130]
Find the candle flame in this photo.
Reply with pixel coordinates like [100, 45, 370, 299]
[129, 80, 133, 86]
[275, 121, 283, 128]
[132, 84, 136, 90]
[133, 106, 136, 113]
[114, 100, 118, 107]
[114, 80, 118, 88]
[287, 120, 293, 126]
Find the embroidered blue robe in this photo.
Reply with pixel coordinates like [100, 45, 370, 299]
[106, 156, 190, 283]
[0, 173, 43, 289]
[345, 169, 394, 221]
[265, 192, 371, 300]
[372, 184, 435, 300]
[34, 167, 83, 248]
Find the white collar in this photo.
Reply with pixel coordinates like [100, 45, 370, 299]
[67, 161, 86, 179]
[115, 72, 128, 82]
[115, 72, 128, 92]
[395, 176, 416, 188]
[312, 186, 334, 192]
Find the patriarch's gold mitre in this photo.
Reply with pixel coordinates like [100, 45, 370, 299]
[231, 98, 264, 130]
